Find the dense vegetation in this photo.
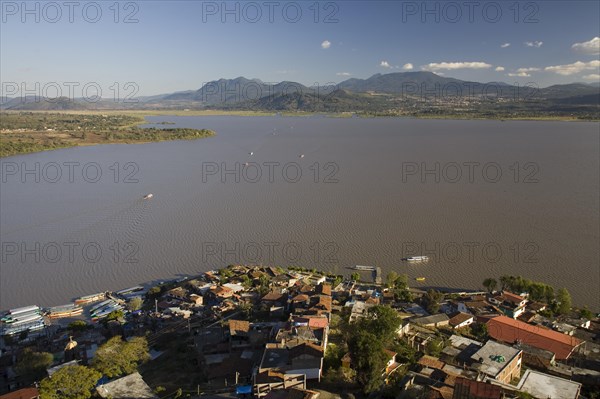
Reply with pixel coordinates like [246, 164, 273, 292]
[483, 274, 573, 315]
[35, 336, 150, 399]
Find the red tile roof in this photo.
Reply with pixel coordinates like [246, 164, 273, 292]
[502, 291, 525, 304]
[453, 378, 503, 399]
[449, 312, 474, 327]
[229, 319, 250, 335]
[211, 285, 233, 297]
[418, 355, 445, 370]
[487, 315, 582, 360]
[307, 317, 329, 329]
[0, 388, 39, 399]
[319, 283, 332, 296]
[292, 294, 309, 303]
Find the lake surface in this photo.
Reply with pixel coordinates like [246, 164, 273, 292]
[1, 116, 598, 309]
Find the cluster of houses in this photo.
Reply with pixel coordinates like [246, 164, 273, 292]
[1, 265, 600, 399]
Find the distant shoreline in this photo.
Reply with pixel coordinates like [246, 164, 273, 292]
[1, 110, 597, 158]
[3, 108, 598, 121]
[0, 112, 215, 158]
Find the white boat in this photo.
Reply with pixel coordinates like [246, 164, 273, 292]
[89, 299, 112, 313]
[143, 194, 153, 199]
[7, 305, 40, 316]
[6, 313, 43, 325]
[299, 154, 305, 158]
[249, 152, 254, 155]
[403, 256, 429, 262]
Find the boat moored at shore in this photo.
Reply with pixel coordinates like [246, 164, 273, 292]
[74, 292, 107, 305]
[46, 304, 83, 319]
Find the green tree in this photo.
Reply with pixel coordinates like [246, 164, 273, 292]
[393, 274, 409, 290]
[256, 274, 271, 296]
[350, 272, 360, 282]
[472, 323, 489, 341]
[92, 336, 150, 378]
[482, 278, 497, 293]
[361, 306, 402, 345]
[39, 365, 101, 399]
[386, 271, 399, 288]
[105, 309, 124, 322]
[240, 274, 252, 289]
[238, 302, 253, 319]
[67, 320, 89, 332]
[392, 340, 417, 364]
[499, 275, 513, 290]
[392, 274, 413, 302]
[15, 349, 53, 380]
[580, 306, 594, 320]
[344, 306, 402, 394]
[422, 289, 443, 314]
[147, 286, 162, 297]
[127, 297, 143, 311]
[332, 275, 343, 288]
[556, 288, 572, 315]
[348, 329, 387, 394]
[218, 268, 233, 282]
[425, 336, 445, 357]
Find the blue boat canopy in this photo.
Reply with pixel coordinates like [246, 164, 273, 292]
[236, 385, 252, 394]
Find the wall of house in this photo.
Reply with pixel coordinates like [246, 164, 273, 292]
[496, 353, 522, 384]
[287, 368, 320, 381]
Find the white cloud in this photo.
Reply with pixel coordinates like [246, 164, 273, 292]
[321, 40, 331, 49]
[507, 67, 540, 77]
[582, 74, 600, 81]
[524, 41, 543, 48]
[572, 37, 600, 55]
[495, 66, 505, 72]
[544, 60, 600, 76]
[336, 72, 351, 76]
[422, 61, 492, 71]
[508, 72, 531, 77]
[380, 61, 391, 68]
[500, 43, 511, 48]
[402, 63, 414, 70]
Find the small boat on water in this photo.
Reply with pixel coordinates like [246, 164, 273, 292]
[415, 277, 426, 282]
[299, 154, 305, 158]
[143, 194, 153, 200]
[249, 152, 254, 156]
[402, 256, 429, 262]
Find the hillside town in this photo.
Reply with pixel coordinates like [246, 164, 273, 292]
[1, 265, 599, 399]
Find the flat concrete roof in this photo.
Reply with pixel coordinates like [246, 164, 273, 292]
[517, 369, 581, 399]
[96, 372, 158, 399]
[261, 346, 289, 369]
[471, 340, 521, 378]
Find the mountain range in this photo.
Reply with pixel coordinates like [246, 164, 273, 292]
[2, 72, 598, 117]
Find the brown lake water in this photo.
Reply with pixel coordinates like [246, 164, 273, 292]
[1, 116, 598, 309]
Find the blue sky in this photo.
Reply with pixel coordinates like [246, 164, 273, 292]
[1, 0, 599, 96]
